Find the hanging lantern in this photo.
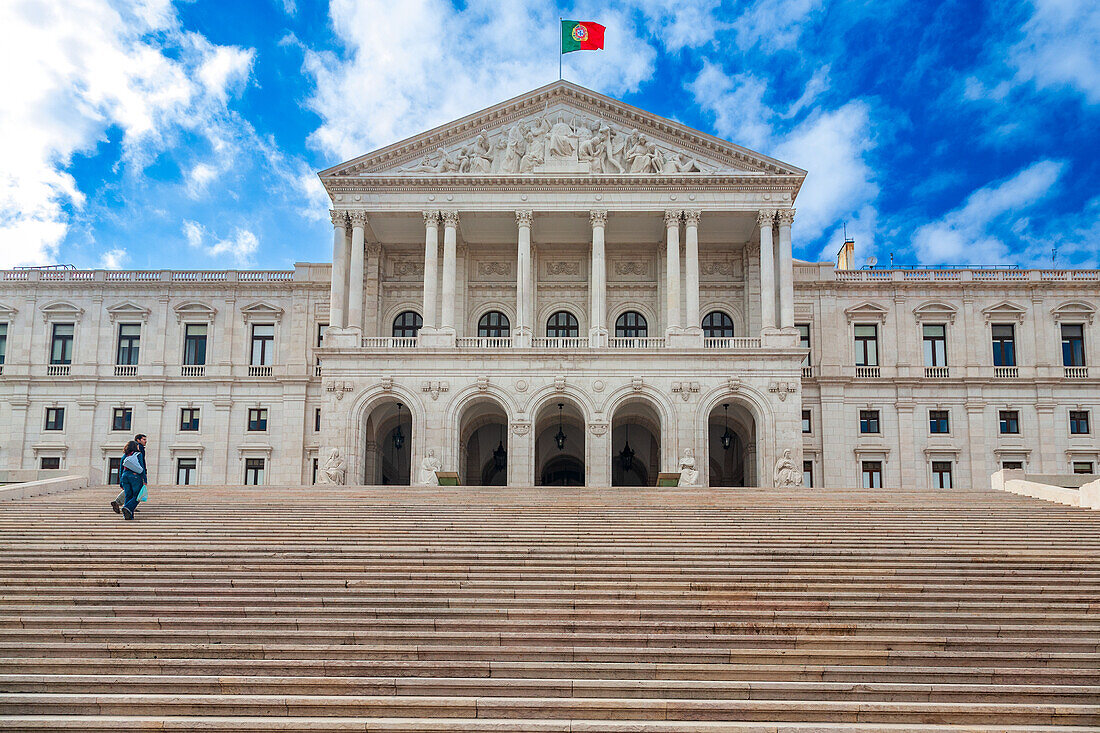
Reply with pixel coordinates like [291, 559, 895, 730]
[493, 423, 507, 471]
[392, 403, 405, 451]
[554, 403, 567, 450]
[720, 403, 733, 451]
[618, 423, 635, 471]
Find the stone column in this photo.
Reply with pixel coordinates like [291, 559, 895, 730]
[776, 208, 795, 329]
[664, 210, 682, 336]
[328, 210, 348, 329]
[347, 211, 367, 331]
[440, 211, 459, 333]
[757, 210, 777, 332]
[364, 243, 381, 337]
[684, 210, 701, 336]
[421, 211, 440, 330]
[589, 210, 607, 346]
[588, 422, 612, 486]
[516, 210, 533, 347]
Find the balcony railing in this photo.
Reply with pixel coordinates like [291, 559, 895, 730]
[456, 336, 513, 348]
[114, 364, 137, 377]
[855, 366, 881, 378]
[361, 337, 419, 349]
[608, 337, 667, 349]
[801, 365, 813, 378]
[533, 336, 589, 348]
[924, 366, 951, 379]
[1064, 366, 1089, 379]
[46, 364, 70, 377]
[704, 337, 763, 349]
[993, 366, 1019, 379]
[248, 365, 273, 377]
[181, 365, 205, 377]
[314, 362, 322, 377]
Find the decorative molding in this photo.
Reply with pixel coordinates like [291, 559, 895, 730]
[671, 381, 700, 401]
[768, 381, 798, 401]
[105, 301, 151, 324]
[775, 208, 796, 226]
[511, 421, 531, 436]
[756, 209, 776, 227]
[912, 300, 957, 325]
[589, 210, 607, 226]
[478, 261, 512, 277]
[684, 209, 701, 226]
[545, 260, 581, 277]
[40, 301, 85, 324]
[421, 380, 449, 400]
[1051, 300, 1095, 325]
[844, 301, 889, 324]
[240, 301, 285, 324]
[173, 302, 217, 324]
[423, 210, 440, 225]
[613, 260, 649, 277]
[664, 210, 682, 226]
[348, 211, 368, 227]
[391, 260, 425, 278]
[329, 209, 348, 227]
[982, 300, 1027, 324]
[515, 210, 533, 226]
[441, 211, 460, 226]
[589, 422, 609, 436]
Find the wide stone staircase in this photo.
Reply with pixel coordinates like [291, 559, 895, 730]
[0, 485, 1098, 731]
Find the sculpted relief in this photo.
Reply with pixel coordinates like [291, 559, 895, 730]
[399, 111, 713, 176]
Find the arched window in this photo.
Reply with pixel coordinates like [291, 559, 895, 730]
[702, 311, 735, 338]
[477, 311, 510, 338]
[392, 311, 422, 338]
[546, 310, 579, 338]
[615, 311, 648, 338]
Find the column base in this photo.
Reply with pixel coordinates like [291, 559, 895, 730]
[667, 331, 703, 348]
[588, 328, 608, 348]
[419, 329, 455, 348]
[323, 327, 362, 348]
[761, 327, 800, 348]
[513, 327, 532, 348]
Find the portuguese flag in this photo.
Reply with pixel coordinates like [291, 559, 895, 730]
[561, 20, 605, 53]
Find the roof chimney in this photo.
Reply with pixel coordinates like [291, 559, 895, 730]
[836, 237, 856, 270]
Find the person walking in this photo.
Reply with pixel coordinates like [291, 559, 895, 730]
[111, 433, 149, 514]
[118, 440, 144, 520]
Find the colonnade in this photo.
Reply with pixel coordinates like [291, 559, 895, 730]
[327, 208, 796, 339]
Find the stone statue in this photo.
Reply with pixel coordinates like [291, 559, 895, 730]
[666, 153, 704, 173]
[404, 154, 438, 173]
[583, 124, 623, 174]
[436, 146, 462, 173]
[499, 124, 527, 174]
[468, 130, 493, 173]
[547, 114, 577, 158]
[774, 449, 802, 488]
[678, 448, 700, 486]
[626, 135, 661, 174]
[317, 448, 346, 486]
[418, 448, 442, 486]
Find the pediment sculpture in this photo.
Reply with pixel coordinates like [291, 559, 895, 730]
[399, 111, 712, 176]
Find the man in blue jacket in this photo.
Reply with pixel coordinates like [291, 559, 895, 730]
[111, 433, 148, 513]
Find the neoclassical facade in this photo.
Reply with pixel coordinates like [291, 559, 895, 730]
[0, 82, 1096, 488]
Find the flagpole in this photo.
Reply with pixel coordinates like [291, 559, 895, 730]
[558, 17, 562, 80]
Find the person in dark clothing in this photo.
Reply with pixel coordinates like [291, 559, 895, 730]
[111, 434, 148, 514]
[118, 440, 144, 520]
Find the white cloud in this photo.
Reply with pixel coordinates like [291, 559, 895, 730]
[181, 221, 259, 266]
[186, 163, 219, 198]
[688, 62, 776, 150]
[1010, 0, 1100, 103]
[0, 0, 256, 268]
[183, 219, 204, 249]
[98, 248, 129, 269]
[733, 0, 824, 52]
[302, 0, 724, 161]
[911, 160, 1065, 264]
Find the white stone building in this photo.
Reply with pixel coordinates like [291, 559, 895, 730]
[0, 82, 1096, 488]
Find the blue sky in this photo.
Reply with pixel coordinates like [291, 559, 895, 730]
[1, 0, 1097, 271]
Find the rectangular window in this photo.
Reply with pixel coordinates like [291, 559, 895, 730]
[184, 324, 208, 366]
[40, 457, 61, 470]
[922, 324, 947, 366]
[0, 322, 7, 364]
[180, 408, 200, 432]
[802, 460, 813, 488]
[116, 323, 141, 365]
[854, 324, 878, 366]
[999, 410, 1020, 435]
[859, 409, 880, 434]
[801, 409, 811, 433]
[932, 461, 953, 489]
[929, 410, 950, 434]
[796, 324, 810, 365]
[861, 461, 882, 489]
[1061, 325, 1086, 367]
[1002, 461, 1024, 471]
[991, 324, 1016, 367]
[107, 457, 121, 485]
[1073, 461, 1094, 475]
[316, 323, 328, 348]
[244, 458, 265, 485]
[50, 323, 74, 365]
[250, 324, 275, 366]
[176, 458, 197, 485]
[1070, 410, 1090, 435]
[248, 408, 268, 432]
[312, 457, 319, 485]
[44, 407, 64, 431]
[314, 407, 322, 432]
[111, 407, 132, 432]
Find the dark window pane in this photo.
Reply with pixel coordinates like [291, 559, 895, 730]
[477, 311, 510, 338]
[546, 311, 579, 338]
[392, 311, 422, 338]
[615, 311, 648, 338]
[702, 311, 735, 338]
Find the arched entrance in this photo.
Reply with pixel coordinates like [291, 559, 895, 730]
[611, 398, 661, 486]
[708, 401, 757, 486]
[363, 400, 412, 485]
[458, 397, 509, 486]
[534, 399, 585, 486]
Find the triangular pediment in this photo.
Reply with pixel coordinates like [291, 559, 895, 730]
[241, 301, 285, 322]
[320, 81, 805, 182]
[913, 300, 957, 324]
[173, 301, 217, 322]
[106, 301, 151, 322]
[844, 301, 889, 323]
[982, 300, 1027, 323]
[1052, 300, 1096, 324]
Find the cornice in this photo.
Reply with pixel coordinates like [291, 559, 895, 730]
[325, 173, 802, 194]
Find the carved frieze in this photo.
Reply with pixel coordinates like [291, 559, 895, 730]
[477, 261, 512, 279]
[390, 260, 424, 279]
[700, 259, 743, 281]
[542, 259, 584, 281]
[611, 259, 652, 281]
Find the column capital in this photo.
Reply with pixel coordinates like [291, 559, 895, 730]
[756, 209, 777, 227]
[441, 210, 460, 226]
[329, 209, 348, 228]
[422, 210, 440, 225]
[684, 209, 701, 225]
[515, 210, 533, 226]
[348, 211, 368, 227]
[589, 210, 607, 226]
[664, 210, 683, 227]
[776, 208, 796, 226]
[365, 242, 381, 257]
